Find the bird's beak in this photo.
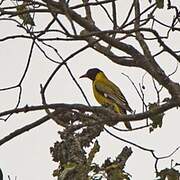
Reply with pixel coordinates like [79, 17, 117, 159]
[79, 73, 87, 79]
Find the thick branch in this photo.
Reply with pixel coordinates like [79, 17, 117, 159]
[0, 98, 178, 123]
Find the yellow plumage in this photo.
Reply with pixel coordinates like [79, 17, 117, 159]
[80, 68, 132, 130]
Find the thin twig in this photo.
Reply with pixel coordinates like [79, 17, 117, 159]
[41, 41, 91, 106]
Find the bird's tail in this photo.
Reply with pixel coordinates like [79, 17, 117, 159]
[114, 104, 132, 130]
[122, 108, 132, 130]
[124, 121, 132, 130]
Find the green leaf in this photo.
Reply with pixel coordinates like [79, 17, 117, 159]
[16, 3, 35, 26]
[156, 0, 164, 9]
[149, 103, 164, 132]
[157, 168, 180, 180]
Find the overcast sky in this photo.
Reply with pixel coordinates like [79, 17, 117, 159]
[0, 0, 180, 179]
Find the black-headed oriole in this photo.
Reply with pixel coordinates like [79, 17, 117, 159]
[80, 68, 132, 130]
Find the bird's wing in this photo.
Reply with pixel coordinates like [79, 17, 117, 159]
[95, 80, 132, 112]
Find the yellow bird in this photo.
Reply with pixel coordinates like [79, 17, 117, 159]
[80, 68, 132, 130]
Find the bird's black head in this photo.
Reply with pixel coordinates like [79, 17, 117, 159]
[80, 68, 102, 81]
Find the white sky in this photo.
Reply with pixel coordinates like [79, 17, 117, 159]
[0, 0, 180, 179]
